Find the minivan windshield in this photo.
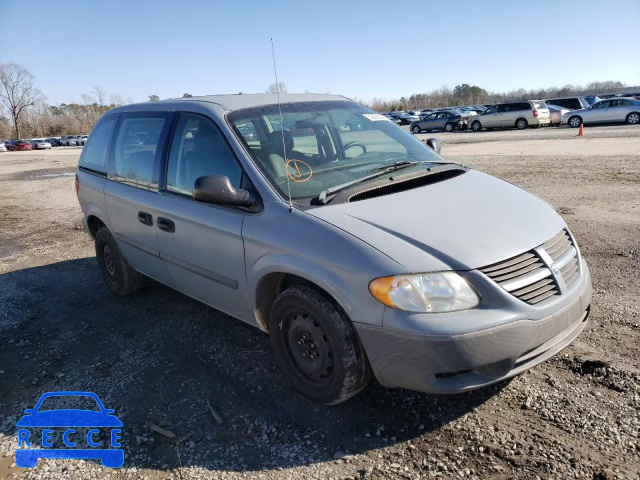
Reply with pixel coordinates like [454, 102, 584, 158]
[228, 101, 446, 202]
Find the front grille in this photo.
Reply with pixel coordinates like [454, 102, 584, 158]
[480, 229, 580, 306]
[540, 230, 580, 289]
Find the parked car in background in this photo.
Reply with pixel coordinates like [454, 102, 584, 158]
[545, 97, 590, 110]
[8, 140, 32, 151]
[0, 142, 7, 152]
[68, 136, 80, 146]
[548, 105, 571, 126]
[410, 111, 462, 133]
[583, 96, 600, 106]
[60, 135, 78, 146]
[76, 135, 89, 146]
[469, 101, 550, 131]
[389, 112, 420, 125]
[46, 137, 62, 147]
[562, 98, 640, 127]
[31, 139, 52, 150]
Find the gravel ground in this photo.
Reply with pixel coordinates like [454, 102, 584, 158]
[0, 125, 638, 479]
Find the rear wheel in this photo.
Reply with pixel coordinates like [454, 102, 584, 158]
[95, 227, 142, 296]
[444, 123, 454, 132]
[516, 118, 528, 130]
[269, 285, 370, 405]
[411, 125, 421, 134]
[471, 120, 482, 132]
[626, 112, 640, 125]
[568, 116, 582, 128]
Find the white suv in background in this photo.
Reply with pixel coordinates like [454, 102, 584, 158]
[470, 100, 550, 131]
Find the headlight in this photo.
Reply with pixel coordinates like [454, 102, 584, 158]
[369, 272, 480, 313]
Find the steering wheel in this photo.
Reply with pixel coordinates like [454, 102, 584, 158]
[342, 141, 367, 155]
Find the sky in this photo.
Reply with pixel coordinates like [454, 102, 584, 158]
[2, 0, 639, 105]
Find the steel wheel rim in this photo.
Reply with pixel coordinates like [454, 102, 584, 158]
[102, 245, 117, 280]
[285, 312, 334, 386]
[570, 117, 580, 127]
[445, 124, 452, 132]
[473, 122, 480, 131]
[412, 126, 420, 133]
[629, 114, 639, 124]
[518, 120, 526, 129]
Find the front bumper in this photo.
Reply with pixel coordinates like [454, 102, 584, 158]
[356, 262, 592, 394]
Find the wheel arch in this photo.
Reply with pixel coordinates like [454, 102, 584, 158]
[250, 255, 381, 334]
[515, 117, 528, 128]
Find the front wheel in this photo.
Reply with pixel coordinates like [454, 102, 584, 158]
[269, 285, 370, 405]
[568, 116, 582, 128]
[95, 227, 142, 296]
[471, 121, 482, 132]
[626, 112, 640, 125]
[444, 123, 454, 132]
[411, 125, 421, 134]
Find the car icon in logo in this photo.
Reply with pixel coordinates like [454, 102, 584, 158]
[15, 391, 123, 468]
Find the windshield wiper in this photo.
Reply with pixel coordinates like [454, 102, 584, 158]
[317, 161, 431, 205]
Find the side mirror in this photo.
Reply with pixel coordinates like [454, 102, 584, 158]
[193, 175, 255, 207]
[426, 138, 441, 154]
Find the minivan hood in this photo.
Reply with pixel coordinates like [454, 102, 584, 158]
[307, 169, 565, 272]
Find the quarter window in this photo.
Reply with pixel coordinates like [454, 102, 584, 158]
[112, 116, 168, 189]
[79, 115, 117, 173]
[166, 114, 242, 196]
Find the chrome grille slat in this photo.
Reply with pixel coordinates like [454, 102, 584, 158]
[547, 237, 571, 259]
[491, 261, 544, 283]
[482, 256, 540, 278]
[519, 284, 557, 301]
[527, 289, 558, 304]
[512, 278, 555, 296]
[480, 228, 581, 306]
[481, 252, 536, 273]
[500, 267, 552, 292]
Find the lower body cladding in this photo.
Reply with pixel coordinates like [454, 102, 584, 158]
[356, 263, 592, 394]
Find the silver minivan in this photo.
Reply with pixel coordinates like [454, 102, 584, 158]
[470, 100, 550, 131]
[76, 94, 591, 404]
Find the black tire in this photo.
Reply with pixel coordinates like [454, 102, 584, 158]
[471, 120, 482, 132]
[626, 112, 640, 125]
[515, 118, 528, 130]
[411, 125, 421, 134]
[568, 115, 582, 128]
[95, 227, 142, 296]
[444, 123, 454, 132]
[269, 285, 370, 405]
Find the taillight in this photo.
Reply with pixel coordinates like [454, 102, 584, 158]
[533, 110, 538, 117]
[75, 173, 79, 197]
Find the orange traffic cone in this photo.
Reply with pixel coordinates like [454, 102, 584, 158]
[578, 123, 584, 137]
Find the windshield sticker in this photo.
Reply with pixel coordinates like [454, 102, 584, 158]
[362, 114, 391, 122]
[286, 159, 313, 183]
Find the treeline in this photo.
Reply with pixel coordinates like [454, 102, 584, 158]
[366, 80, 631, 111]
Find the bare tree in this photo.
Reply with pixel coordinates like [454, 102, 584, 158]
[266, 82, 288, 94]
[148, 94, 160, 102]
[0, 63, 45, 138]
[92, 86, 106, 106]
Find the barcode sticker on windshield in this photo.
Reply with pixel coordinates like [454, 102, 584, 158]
[362, 114, 391, 122]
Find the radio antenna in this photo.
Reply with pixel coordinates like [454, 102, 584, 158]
[270, 37, 293, 212]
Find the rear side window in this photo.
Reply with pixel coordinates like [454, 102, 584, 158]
[79, 115, 117, 173]
[111, 116, 169, 189]
[166, 114, 242, 196]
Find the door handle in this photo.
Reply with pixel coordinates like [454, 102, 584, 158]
[138, 211, 153, 226]
[157, 217, 175, 233]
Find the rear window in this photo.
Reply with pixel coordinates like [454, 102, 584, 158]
[534, 101, 548, 109]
